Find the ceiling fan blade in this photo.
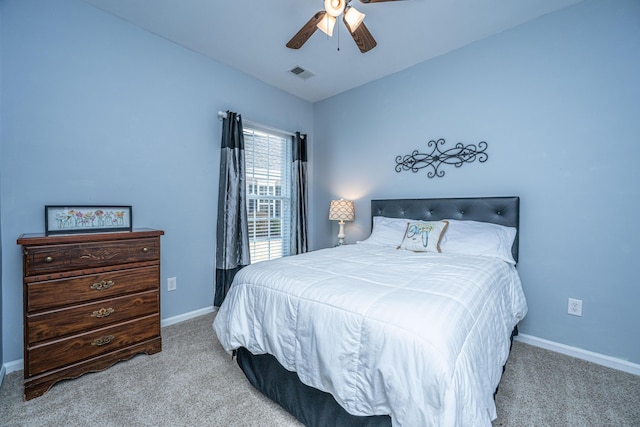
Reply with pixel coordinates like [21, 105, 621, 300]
[359, 0, 403, 3]
[344, 18, 377, 53]
[286, 11, 325, 49]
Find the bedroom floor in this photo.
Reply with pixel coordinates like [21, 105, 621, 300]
[493, 338, 640, 426]
[1, 312, 638, 426]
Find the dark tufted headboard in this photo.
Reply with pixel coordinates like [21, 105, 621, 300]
[371, 196, 520, 263]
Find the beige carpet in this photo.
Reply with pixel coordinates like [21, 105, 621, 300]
[1, 312, 638, 426]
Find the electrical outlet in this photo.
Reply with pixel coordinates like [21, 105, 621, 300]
[167, 277, 177, 292]
[568, 298, 582, 316]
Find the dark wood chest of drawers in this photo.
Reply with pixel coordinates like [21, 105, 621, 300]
[17, 228, 164, 400]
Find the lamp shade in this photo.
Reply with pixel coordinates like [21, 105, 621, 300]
[329, 199, 355, 221]
[344, 6, 366, 32]
[324, 0, 346, 17]
[317, 13, 336, 36]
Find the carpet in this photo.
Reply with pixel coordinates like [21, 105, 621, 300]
[1, 312, 638, 426]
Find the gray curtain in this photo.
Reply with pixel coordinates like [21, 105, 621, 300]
[290, 132, 308, 255]
[215, 111, 250, 307]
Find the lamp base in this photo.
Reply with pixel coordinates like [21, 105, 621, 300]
[337, 221, 346, 246]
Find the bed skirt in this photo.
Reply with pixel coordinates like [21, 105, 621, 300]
[235, 326, 518, 426]
[236, 347, 392, 427]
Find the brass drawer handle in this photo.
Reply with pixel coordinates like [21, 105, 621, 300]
[44, 256, 53, 263]
[142, 247, 149, 253]
[91, 335, 114, 346]
[90, 280, 114, 290]
[91, 307, 114, 318]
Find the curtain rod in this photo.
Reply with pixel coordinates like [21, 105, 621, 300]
[217, 111, 300, 138]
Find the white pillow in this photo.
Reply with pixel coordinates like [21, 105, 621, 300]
[439, 219, 517, 264]
[359, 216, 411, 247]
[398, 221, 449, 253]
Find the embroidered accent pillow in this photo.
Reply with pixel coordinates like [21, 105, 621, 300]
[398, 221, 449, 253]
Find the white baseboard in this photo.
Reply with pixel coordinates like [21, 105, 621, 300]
[160, 305, 216, 327]
[1, 306, 218, 376]
[515, 333, 640, 376]
[3, 358, 22, 375]
[6, 314, 635, 380]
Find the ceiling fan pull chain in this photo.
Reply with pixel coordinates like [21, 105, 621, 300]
[337, 17, 340, 51]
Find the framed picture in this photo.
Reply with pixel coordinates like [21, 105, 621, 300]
[45, 205, 132, 235]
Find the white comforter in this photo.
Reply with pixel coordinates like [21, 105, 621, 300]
[214, 243, 528, 426]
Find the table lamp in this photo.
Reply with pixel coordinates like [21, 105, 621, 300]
[329, 199, 355, 245]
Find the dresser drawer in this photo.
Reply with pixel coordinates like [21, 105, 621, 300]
[27, 291, 159, 344]
[23, 238, 159, 276]
[26, 314, 160, 377]
[27, 266, 159, 312]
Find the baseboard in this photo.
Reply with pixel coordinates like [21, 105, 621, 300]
[515, 333, 640, 376]
[3, 358, 22, 375]
[8, 312, 634, 379]
[2, 306, 218, 376]
[160, 305, 216, 328]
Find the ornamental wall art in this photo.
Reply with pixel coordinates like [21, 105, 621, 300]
[395, 138, 488, 178]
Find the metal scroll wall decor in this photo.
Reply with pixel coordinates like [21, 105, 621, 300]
[395, 138, 488, 178]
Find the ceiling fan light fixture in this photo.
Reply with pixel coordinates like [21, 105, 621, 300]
[324, 0, 346, 17]
[317, 13, 336, 36]
[344, 6, 366, 32]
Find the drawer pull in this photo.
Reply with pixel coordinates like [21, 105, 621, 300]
[142, 247, 149, 253]
[91, 307, 115, 318]
[44, 256, 53, 263]
[90, 280, 114, 290]
[91, 335, 114, 346]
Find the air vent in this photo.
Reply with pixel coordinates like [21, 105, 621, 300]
[289, 65, 315, 80]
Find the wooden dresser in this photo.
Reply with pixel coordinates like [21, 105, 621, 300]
[17, 228, 164, 400]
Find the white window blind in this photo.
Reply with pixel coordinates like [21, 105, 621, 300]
[244, 126, 291, 263]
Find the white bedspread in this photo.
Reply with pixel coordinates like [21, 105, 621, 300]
[214, 243, 528, 426]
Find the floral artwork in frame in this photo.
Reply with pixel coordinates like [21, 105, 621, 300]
[45, 205, 132, 235]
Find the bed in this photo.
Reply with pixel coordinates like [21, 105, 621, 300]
[214, 196, 527, 426]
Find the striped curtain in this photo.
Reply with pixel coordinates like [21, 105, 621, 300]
[214, 111, 251, 307]
[290, 132, 308, 254]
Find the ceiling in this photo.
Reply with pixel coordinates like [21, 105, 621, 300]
[81, 0, 584, 103]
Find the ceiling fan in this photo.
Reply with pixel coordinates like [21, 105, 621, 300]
[286, 0, 402, 53]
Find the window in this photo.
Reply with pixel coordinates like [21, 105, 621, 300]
[244, 126, 291, 263]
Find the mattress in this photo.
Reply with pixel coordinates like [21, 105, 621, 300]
[214, 242, 528, 426]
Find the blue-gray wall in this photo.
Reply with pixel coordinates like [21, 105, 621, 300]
[0, 0, 313, 365]
[312, 0, 640, 364]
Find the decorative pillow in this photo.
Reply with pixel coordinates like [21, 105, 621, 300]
[439, 219, 517, 264]
[358, 216, 412, 247]
[398, 221, 449, 253]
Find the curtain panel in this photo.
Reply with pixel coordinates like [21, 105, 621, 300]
[290, 132, 309, 255]
[215, 111, 251, 307]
